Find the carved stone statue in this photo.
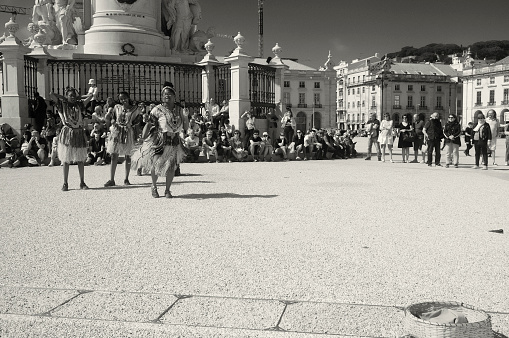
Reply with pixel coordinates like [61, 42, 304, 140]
[32, 0, 54, 24]
[162, 0, 201, 53]
[189, 26, 214, 53]
[30, 0, 62, 46]
[54, 0, 78, 45]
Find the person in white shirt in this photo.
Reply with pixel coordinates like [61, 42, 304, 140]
[184, 128, 201, 162]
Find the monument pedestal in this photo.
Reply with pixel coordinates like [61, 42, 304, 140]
[84, 0, 167, 57]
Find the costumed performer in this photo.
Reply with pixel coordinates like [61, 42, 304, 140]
[104, 91, 141, 187]
[49, 88, 93, 191]
[131, 83, 189, 198]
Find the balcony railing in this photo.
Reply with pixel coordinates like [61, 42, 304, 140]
[393, 105, 402, 109]
[406, 105, 415, 109]
[488, 102, 496, 106]
[502, 100, 509, 105]
[297, 103, 307, 108]
[435, 106, 444, 110]
[370, 105, 377, 109]
[474, 102, 483, 106]
[418, 106, 428, 110]
[313, 103, 322, 108]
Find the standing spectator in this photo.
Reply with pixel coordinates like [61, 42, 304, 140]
[423, 112, 444, 167]
[85, 79, 98, 114]
[365, 112, 381, 161]
[241, 110, 256, 149]
[231, 130, 248, 162]
[41, 110, 57, 154]
[201, 129, 217, 163]
[378, 113, 394, 163]
[274, 132, 288, 160]
[504, 123, 509, 166]
[411, 113, 426, 163]
[86, 132, 106, 165]
[260, 131, 274, 161]
[464, 122, 474, 156]
[397, 114, 413, 163]
[443, 114, 461, 168]
[290, 129, 305, 160]
[485, 110, 500, 166]
[249, 130, 264, 162]
[281, 107, 295, 147]
[33, 92, 48, 133]
[204, 98, 220, 118]
[472, 113, 492, 170]
[218, 100, 229, 128]
[266, 107, 280, 144]
[216, 131, 232, 162]
[184, 128, 201, 162]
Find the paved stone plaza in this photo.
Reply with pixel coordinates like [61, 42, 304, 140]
[0, 138, 508, 337]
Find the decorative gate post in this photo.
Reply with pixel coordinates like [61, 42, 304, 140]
[269, 43, 288, 112]
[0, 16, 32, 132]
[224, 33, 254, 132]
[196, 39, 220, 106]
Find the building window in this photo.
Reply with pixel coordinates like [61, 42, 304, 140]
[283, 92, 290, 105]
[362, 75, 365, 82]
[395, 84, 400, 91]
[338, 88, 343, 95]
[357, 88, 360, 94]
[436, 96, 442, 108]
[420, 96, 426, 107]
[489, 90, 495, 104]
[357, 76, 360, 82]
[476, 79, 481, 86]
[339, 101, 343, 108]
[408, 85, 413, 91]
[490, 77, 495, 84]
[394, 95, 400, 106]
[362, 87, 365, 93]
[372, 85, 375, 91]
[299, 93, 305, 104]
[284, 81, 290, 88]
[347, 89, 350, 95]
[314, 93, 320, 104]
[504, 88, 509, 102]
[362, 100, 365, 107]
[504, 75, 509, 83]
[348, 102, 350, 108]
[356, 101, 360, 107]
[299, 81, 305, 88]
[371, 95, 376, 107]
[457, 100, 462, 108]
[437, 85, 442, 92]
[421, 85, 426, 92]
[476, 91, 481, 104]
[407, 96, 413, 107]
[314, 82, 320, 89]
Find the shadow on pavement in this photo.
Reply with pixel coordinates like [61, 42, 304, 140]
[86, 181, 214, 190]
[494, 332, 508, 338]
[177, 193, 278, 200]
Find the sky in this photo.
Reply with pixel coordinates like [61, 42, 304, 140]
[1, 0, 508, 68]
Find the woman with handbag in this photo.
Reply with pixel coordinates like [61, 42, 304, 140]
[397, 114, 414, 163]
[377, 113, 394, 162]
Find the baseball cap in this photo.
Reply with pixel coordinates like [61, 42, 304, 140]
[262, 132, 268, 136]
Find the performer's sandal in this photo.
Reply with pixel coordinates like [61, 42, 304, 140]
[80, 182, 89, 190]
[151, 186, 159, 198]
[62, 183, 68, 192]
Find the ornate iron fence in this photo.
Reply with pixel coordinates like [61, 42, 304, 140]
[248, 63, 275, 118]
[47, 59, 203, 109]
[214, 63, 231, 104]
[24, 56, 38, 101]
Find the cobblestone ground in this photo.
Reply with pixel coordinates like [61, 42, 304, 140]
[0, 138, 508, 337]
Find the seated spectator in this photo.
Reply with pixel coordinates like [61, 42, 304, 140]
[323, 129, 338, 159]
[184, 128, 201, 162]
[86, 132, 106, 165]
[289, 129, 305, 160]
[48, 128, 61, 167]
[0, 124, 19, 168]
[260, 131, 274, 161]
[218, 100, 229, 128]
[90, 122, 104, 138]
[303, 129, 322, 160]
[343, 131, 357, 158]
[216, 131, 232, 162]
[24, 130, 48, 166]
[92, 105, 106, 124]
[249, 129, 264, 162]
[224, 119, 235, 138]
[201, 130, 217, 163]
[9, 131, 34, 167]
[231, 130, 248, 162]
[334, 129, 347, 159]
[315, 130, 326, 160]
[274, 132, 288, 161]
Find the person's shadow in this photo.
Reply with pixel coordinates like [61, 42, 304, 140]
[177, 193, 278, 200]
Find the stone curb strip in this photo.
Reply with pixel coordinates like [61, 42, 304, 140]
[1, 286, 508, 337]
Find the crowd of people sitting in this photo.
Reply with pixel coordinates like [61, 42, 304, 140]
[364, 111, 509, 169]
[0, 96, 360, 169]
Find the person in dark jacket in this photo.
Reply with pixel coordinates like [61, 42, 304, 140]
[443, 114, 461, 168]
[464, 122, 473, 156]
[423, 112, 444, 167]
[472, 113, 492, 170]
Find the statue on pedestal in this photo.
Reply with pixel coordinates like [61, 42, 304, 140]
[162, 0, 201, 53]
[54, 0, 78, 45]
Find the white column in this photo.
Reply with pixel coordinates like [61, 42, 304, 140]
[0, 38, 32, 132]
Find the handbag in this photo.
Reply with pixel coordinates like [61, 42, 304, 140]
[402, 130, 415, 142]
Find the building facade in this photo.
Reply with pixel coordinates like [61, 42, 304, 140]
[281, 53, 337, 131]
[335, 55, 462, 129]
[460, 56, 509, 129]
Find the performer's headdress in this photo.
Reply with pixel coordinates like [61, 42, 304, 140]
[161, 81, 176, 96]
